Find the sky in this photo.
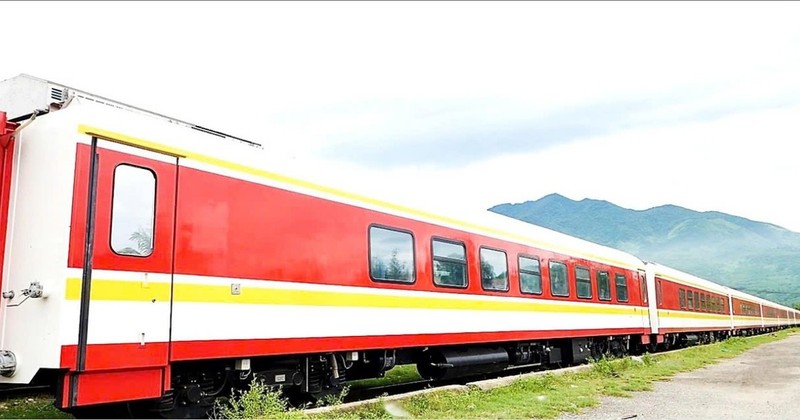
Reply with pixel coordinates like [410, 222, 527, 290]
[3, 1, 800, 231]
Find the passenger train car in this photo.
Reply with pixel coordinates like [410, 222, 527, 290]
[0, 74, 797, 417]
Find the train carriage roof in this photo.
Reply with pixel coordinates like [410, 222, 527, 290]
[646, 262, 731, 294]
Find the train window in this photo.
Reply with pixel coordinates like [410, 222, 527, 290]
[597, 271, 611, 301]
[549, 261, 569, 297]
[656, 280, 663, 306]
[432, 239, 467, 288]
[614, 274, 628, 302]
[640, 275, 648, 304]
[687, 291, 693, 309]
[110, 164, 156, 257]
[519, 255, 542, 295]
[480, 248, 508, 292]
[700, 294, 706, 312]
[679, 289, 686, 309]
[575, 266, 592, 299]
[694, 292, 699, 311]
[368, 226, 415, 283]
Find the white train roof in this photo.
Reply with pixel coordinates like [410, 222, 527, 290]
[646, 262, 730, 294]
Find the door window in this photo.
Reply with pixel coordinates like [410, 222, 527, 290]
[110, 164, 156, 257]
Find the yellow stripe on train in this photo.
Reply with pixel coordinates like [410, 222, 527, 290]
[64, 277, 642, 316]
[656, 310, 730, 321]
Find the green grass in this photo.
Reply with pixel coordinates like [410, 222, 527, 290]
[0, 394, 71, 419]
[347, 365, 422, 389]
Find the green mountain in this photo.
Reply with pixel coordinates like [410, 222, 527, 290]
[489, 193, 800, 306]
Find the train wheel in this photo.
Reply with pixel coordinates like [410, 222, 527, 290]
[590, 340, 608, 360]
[609, 340, 626, 358]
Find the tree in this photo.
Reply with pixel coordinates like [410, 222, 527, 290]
[129, 226, 153, 255]
[386, 249, 410, 281]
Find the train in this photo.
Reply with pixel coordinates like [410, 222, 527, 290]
[0, 74, 797, 417]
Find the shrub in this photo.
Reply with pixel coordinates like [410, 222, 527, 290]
[213, 379, 301, 419]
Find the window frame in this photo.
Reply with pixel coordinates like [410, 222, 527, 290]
[575, 266, 592, 299]
[687, 290, 694, 309]
[694, 292, 699, 311]
[431, 237, 469, 289]
[367, 224, 417, 284]
[479, 247, 509, 292]
[679, 289, 686, 309]
[548, 260, 570, 297]
[518, 254, 543, 295]
[597, 270, 611, 301]
[109, 163, 157, 258]
[614, 273, 629, 302]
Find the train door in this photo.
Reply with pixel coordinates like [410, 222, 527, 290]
[637, 270, 652, 332]
[67, 136, 177, 407]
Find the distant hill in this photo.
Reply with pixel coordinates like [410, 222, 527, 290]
[489, 193, 800, 306]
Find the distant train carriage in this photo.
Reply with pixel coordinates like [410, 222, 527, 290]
[645, 263, 735, 347]
[0, 74, 797, 417]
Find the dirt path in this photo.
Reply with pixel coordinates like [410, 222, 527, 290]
[560, 333, 800, 420]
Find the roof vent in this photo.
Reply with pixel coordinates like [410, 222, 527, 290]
[50, 87, 65, 102]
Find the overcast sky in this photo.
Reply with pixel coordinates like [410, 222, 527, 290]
[4, 1, 800, 231]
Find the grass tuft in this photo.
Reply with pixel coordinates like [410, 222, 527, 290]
[212, 379, 303, 419]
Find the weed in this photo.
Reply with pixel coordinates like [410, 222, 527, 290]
[315, 386, 350, 408]
[641, 352, 655, 366]
[213, 379, 302, 419]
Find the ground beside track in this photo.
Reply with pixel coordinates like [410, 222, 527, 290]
[320, 330, 798, 419]
[559, 332, 800, 420]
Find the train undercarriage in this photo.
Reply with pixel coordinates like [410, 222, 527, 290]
[64, 327, 788, 418]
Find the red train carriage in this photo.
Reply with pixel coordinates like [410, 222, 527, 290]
[647, 263, 734, 347]
[0, 75, 797, 417]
